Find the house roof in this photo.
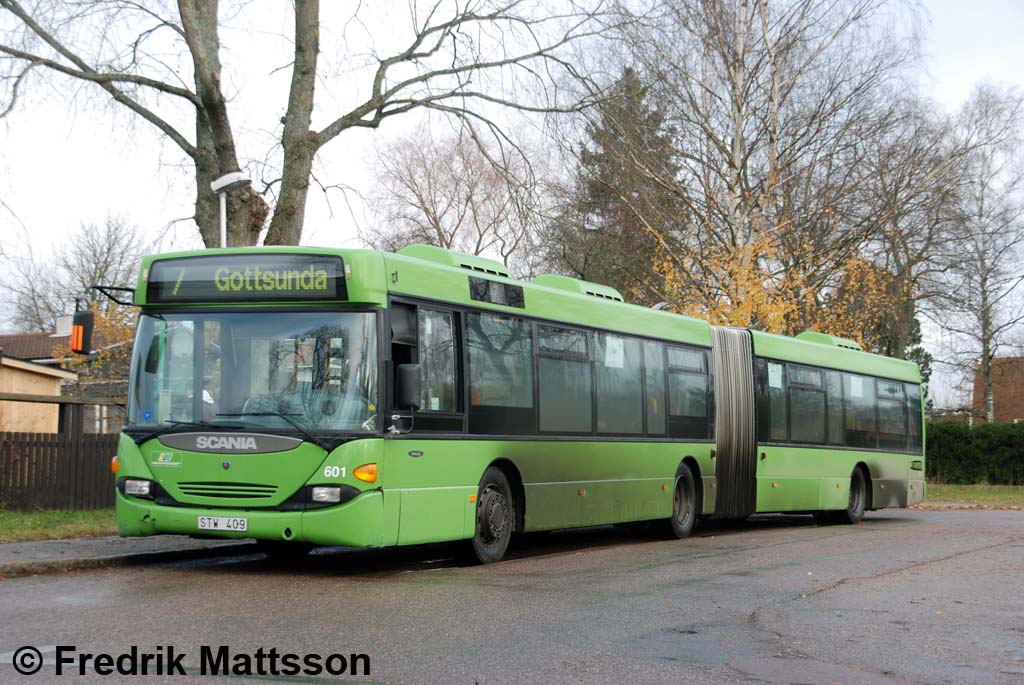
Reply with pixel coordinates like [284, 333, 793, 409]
[0, 355, 78, 380]
[0, 331, 69, 362]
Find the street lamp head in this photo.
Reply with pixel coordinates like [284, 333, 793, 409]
[210, 170, 252, 194]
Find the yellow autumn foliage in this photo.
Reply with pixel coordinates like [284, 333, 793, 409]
[652, 236, 900, 347]
[51, 302, 136, 385]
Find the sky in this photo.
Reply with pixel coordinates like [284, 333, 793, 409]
[1, 0, 1022, 405]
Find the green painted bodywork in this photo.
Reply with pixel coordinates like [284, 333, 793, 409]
[749, 330, 920, 384]
[116, 246, 925, 547]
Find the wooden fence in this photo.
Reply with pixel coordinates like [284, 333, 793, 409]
[0, 432, 117, 509]
[0, 392, 122, 509]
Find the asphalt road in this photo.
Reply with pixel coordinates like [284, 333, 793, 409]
[0, 509, 1021, 684]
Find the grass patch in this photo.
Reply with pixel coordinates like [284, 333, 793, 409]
[927, 484, 1024, 505]
[0, 509, 116, 543]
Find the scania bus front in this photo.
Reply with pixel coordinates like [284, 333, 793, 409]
[113, 250, 390, 553]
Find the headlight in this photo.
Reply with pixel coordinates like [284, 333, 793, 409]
[124, 479, 152, 497]
[311, 486, 341, 503]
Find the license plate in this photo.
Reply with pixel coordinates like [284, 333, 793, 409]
[197, 516, 248, 532]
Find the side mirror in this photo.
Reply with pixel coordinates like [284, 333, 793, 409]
[396, 363, 422, 410]
[70, 310, 94, 355]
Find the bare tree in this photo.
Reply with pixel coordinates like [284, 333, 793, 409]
[7, 215, 151, 331]
[543, 0, 921, 329]
[0, 0, 610, 247]
[364, 126, 542, 275]
[929, 85, 1024, 422]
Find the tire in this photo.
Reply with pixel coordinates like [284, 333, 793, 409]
[465, 466, 515, 564]
[659, 465, 697, 539]
[834, 467, 868, 524]
[257, 540, 313, 559]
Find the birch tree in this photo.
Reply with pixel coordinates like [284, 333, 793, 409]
[7, 215, 150, 331]
[931, 85, 1024, 422]
[365, 126, 541, 274]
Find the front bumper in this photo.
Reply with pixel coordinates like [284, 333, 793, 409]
[116, 488, 384, 547]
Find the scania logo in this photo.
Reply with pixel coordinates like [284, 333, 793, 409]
[196, 436, 258, 451]
[159, 432, 302, 454]
[222, 460, 231, 470]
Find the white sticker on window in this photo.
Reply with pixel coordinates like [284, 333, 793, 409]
[850, 376, 863, 398]
[604, 336, 624, 368]
[768, 363, 783, 389]
[430, 397, 440, 411]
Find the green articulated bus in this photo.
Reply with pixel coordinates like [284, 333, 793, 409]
[102, 244, 925, 563]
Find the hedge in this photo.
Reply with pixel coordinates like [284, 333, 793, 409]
[926, 421, 1024, 485]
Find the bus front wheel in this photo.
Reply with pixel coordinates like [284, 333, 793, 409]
[465, 466, 515, 564]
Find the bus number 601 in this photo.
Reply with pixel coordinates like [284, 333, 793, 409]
[323, 465, 346, 479]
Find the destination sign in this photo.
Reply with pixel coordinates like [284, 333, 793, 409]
[147, 254, 348, 303]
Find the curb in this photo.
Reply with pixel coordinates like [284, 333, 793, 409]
[0, 542, 260, 579]
[910, 502, 1024, 511]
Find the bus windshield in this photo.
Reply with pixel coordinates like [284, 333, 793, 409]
[128, 311, 378, 434]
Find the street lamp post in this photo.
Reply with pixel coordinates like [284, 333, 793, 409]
[210, 171, 252, 248]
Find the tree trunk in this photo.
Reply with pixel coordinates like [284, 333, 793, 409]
[980, 278, 995, 423]
[180, 0, 267, 246]
[263, 0, 320, 246]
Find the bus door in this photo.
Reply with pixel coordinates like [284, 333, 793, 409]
[710, 326, 757, 517]
[389, 302, 469, 545]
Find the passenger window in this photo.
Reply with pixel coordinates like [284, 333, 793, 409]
[826, 370, 844, 445]
[538, 326, 592, 433]
[418, 309, 456, 412]
[767, 361, 787, 441]
[877, 380, 907, 451]
[467, 313, 534, 435]
[538, 325, 588, 356]
[668, 347, 704, 371]
[907, 384, 923, 454]
[643, 341, 666, 436]
[843, 373, 877, 448]
[539, 357, 592, 433]
[789, 365, 824, 443]
[667, 346, 709, 439]
[596, 334, 643, 435]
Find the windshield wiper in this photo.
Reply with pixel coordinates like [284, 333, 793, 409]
[216, 412, 331, 451]
[131, 419, 246, 445]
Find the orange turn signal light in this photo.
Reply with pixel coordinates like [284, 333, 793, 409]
[353, 463, 378, 483]
[110, 455, 121, 475]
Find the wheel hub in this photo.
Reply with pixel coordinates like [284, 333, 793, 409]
[478, 486, 508, 544]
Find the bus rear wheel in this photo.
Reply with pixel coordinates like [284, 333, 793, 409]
[465, 466, 514, 564]
[659, 465, 697, 539]
[817, 467, 867, 525]
[836, 467, 868, 524]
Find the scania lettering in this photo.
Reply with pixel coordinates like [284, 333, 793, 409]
[195, 436, 258, 451]
[112, 244, 925, 563]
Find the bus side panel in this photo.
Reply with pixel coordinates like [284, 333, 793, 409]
[384, 438, 712, 541]
[754, 445, 822, 511]
[385, 439, 479, 546]
[754, 445, 913, 512]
